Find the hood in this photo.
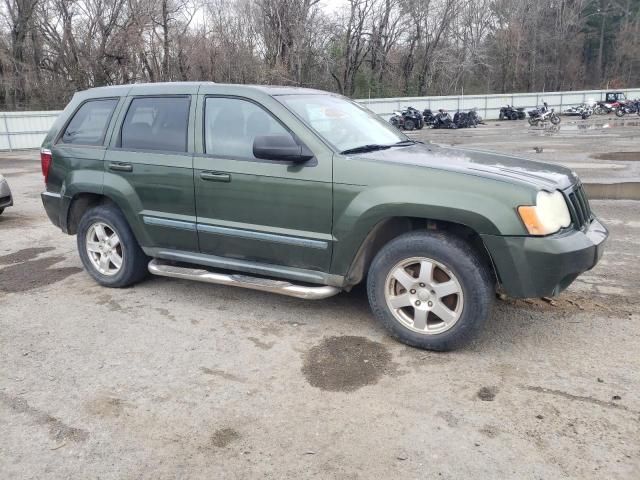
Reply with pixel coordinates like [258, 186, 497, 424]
[355, 142, 577, 190]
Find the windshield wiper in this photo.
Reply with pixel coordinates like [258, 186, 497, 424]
[340, 144, 393, 155]
[340, 140, 418, 155]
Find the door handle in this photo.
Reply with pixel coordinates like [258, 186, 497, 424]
[200, 171, 231, 182]
[109, 162, 133, 172]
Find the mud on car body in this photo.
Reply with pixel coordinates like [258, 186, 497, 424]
[40, 82, 608, 351]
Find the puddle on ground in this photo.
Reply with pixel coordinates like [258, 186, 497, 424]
[0, 247, 54, 265]
[209, 427, 241, 448]
[302, 336, 393, 392]
[0, 255, 82, 293]
[591, 152, 640, 161]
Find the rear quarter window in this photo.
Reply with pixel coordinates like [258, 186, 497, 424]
[60, 98, 119, 146]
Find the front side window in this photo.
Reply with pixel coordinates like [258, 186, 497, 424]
[205, 97, 289, 160]
[121, 96, 190, 152]
[61, 98, 118, 146]
[276, 94, 406, 153]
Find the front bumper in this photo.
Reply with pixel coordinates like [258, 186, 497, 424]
[481, 218, 608, 298]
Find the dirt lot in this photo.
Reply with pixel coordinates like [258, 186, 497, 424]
[1, 120, 639, 479]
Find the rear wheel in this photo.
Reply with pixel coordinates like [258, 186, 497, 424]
[77, 204, 149, 288]
[404, 119, 415, 131]
[499, 112, 504, 120]
[550, 114, 561, 125]
[367, 231, 493, 351]
[615, 108, 625, 117]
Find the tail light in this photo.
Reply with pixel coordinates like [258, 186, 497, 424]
[41, 148, 52, 183]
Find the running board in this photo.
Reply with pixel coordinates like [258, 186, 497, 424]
[148, 259, 341, 300]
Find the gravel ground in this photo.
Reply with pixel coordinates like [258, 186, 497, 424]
[1, 129, 639, 479]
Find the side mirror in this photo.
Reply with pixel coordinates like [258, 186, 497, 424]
[253, 134, 313, 163]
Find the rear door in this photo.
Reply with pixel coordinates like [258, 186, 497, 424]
[50, 97, 122, 196]
[104, 89, 198, 253]
[193, 92, 334, 272]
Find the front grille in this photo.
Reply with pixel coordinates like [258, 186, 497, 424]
[564, 183, 592, 230]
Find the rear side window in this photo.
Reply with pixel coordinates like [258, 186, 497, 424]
[120, 96, 190, 152]
[60, 98, 118, 146]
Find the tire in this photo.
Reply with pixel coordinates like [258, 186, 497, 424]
[499, 112, 504, 120]
[366, 231, 493, 351]
[0, 208, 4, 215]
[594, 106, 604, 115]
[404, 119, 415, 131]
[550, 114, 561, 125]
[509, 112, 517, 120]
[615, 108, 625, 117]
[77, 203, 149, 288]
[528, 117, 536, 126]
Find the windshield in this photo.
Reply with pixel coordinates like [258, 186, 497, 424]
[276, 94, 407, 153]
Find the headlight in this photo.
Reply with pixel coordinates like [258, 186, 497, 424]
[518, 190, 571, 235]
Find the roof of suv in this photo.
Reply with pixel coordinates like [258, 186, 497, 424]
[83, 82, 329, 97]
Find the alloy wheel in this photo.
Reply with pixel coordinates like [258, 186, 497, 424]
[384, 257, 464, 335]
[85, 222, 123, 276]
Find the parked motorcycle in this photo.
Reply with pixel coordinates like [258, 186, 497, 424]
[499, 105, 526, 120]
[563, 103, 593, 119]
[432, 109, 457, 129]
[528, 102, 561, 126]
[594, 99, 624, 115]
[615, 99, 640, 117]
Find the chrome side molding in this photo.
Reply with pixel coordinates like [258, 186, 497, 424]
[148, 259, 341, 300]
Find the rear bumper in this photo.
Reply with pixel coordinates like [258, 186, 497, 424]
[482, 218, 608, 298]
[0, 178, 12, 209]
[41, 191, 63, 229]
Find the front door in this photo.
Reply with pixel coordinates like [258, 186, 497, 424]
[193, 95, 333, 272]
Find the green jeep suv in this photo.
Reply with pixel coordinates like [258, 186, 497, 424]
[40, 82, 608, 350]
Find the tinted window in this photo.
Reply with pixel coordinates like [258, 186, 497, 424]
[121, 96, 190, 152]
[61, 99, 118, 146]
[205, 97, 289, 160]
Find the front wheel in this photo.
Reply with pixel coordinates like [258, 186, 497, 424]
[367, 231, 493, 351]
[550, 114, 561, 125]
[528, 117, 536, 126]
[404, 119, 415, 131]
[615, 108, 625, 117]
[77, 204, 149, 288]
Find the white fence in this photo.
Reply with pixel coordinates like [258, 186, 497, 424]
[0, 111, 61, 151]
[2, 86, 640, 150]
